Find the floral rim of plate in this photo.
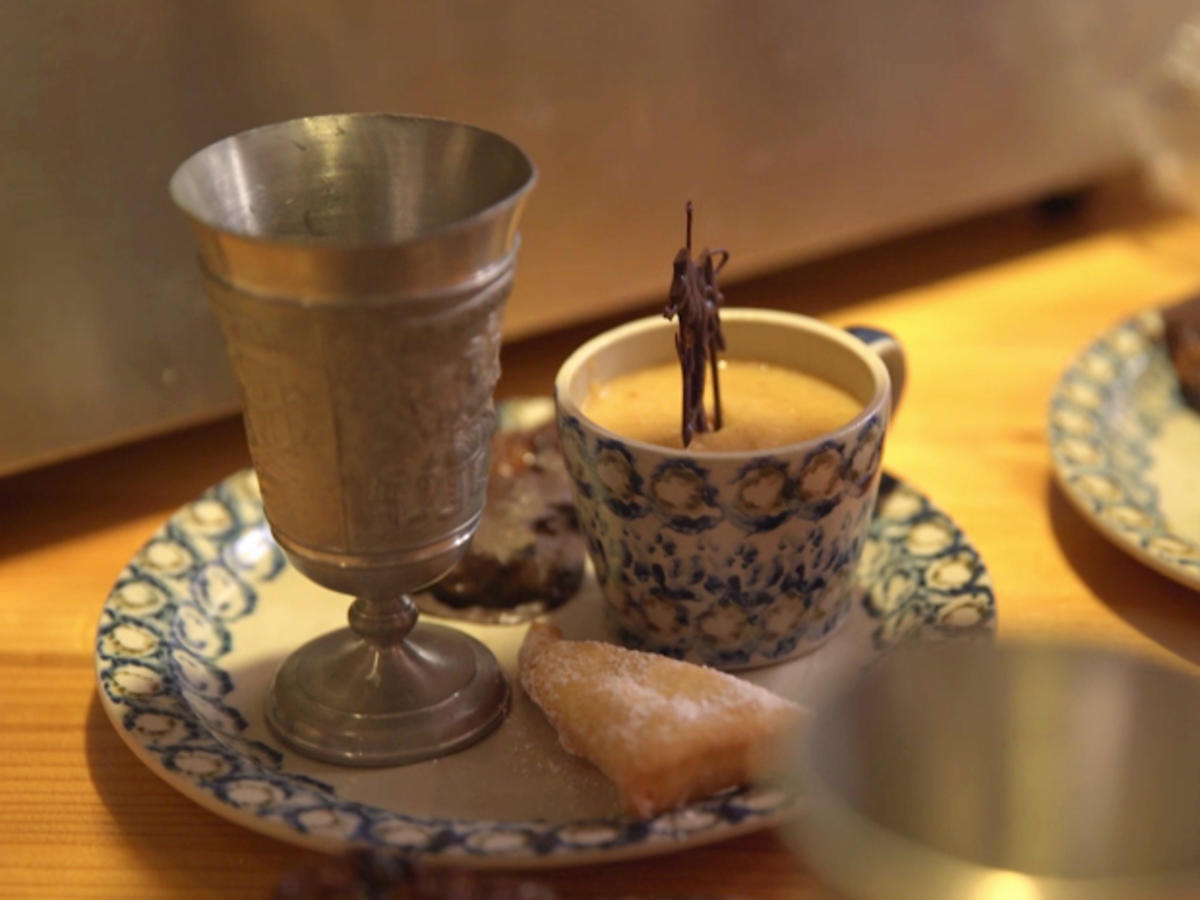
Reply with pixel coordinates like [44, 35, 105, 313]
[1049, 310, 1200, 589]
[95, 435, 994, 866]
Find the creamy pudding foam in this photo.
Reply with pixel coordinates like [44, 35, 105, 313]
[582, 359, 862, 452]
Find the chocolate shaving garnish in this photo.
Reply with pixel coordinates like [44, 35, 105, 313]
[664, 202, 728, 447]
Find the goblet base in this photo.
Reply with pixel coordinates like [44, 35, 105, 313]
[264, 621, 509, 767]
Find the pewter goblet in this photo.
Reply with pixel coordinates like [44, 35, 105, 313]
[169, 114, 535, 766]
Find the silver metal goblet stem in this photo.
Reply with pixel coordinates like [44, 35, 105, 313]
[169, 114, 536, 766]
[266, 591, 510, 765]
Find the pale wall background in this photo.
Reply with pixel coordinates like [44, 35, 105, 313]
[2, 0, 1192, 473]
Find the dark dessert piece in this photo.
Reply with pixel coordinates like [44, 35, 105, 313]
[272, 849, 558, 899]
[416, 420, 586, 623]
[273, 849, 732, 899]
[1164, 295, 1200, 412]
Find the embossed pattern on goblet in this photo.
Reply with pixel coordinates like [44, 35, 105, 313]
[204, 272, 508, 596]
[170, 113, 535, 766]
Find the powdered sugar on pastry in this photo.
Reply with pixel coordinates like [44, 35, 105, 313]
[517, 623, 801, 818]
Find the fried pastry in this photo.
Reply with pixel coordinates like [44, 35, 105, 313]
[517, 623, 801, 818]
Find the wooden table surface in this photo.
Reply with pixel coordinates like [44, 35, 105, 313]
[6, 180, 1200, 899]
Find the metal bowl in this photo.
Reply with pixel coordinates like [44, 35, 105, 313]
[785, 641, 1200, 899]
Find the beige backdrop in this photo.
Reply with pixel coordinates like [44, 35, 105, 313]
[1, 0, 1191, 474]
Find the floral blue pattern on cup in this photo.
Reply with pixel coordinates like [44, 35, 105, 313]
[559, 411, 885, 668]
[553, 310, 903, 669]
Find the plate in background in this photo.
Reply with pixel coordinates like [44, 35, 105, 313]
[1050, 311, 1200, 591]
[95, 401, 994, 868]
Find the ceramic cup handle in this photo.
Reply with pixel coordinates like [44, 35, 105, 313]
[845, 326, 906, 418]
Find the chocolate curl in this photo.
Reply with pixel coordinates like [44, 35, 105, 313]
[664, 202, 728, 447]
[702, 247, 729, 430]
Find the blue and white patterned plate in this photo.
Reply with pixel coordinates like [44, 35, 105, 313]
[95, 402, 994, 868]
[1050, 311, 1200, 591]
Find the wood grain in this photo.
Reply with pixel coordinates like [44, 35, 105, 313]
[4, 181, 1200, 898]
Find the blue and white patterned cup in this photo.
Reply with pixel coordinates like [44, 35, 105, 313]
[554, 309, 905, 670]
